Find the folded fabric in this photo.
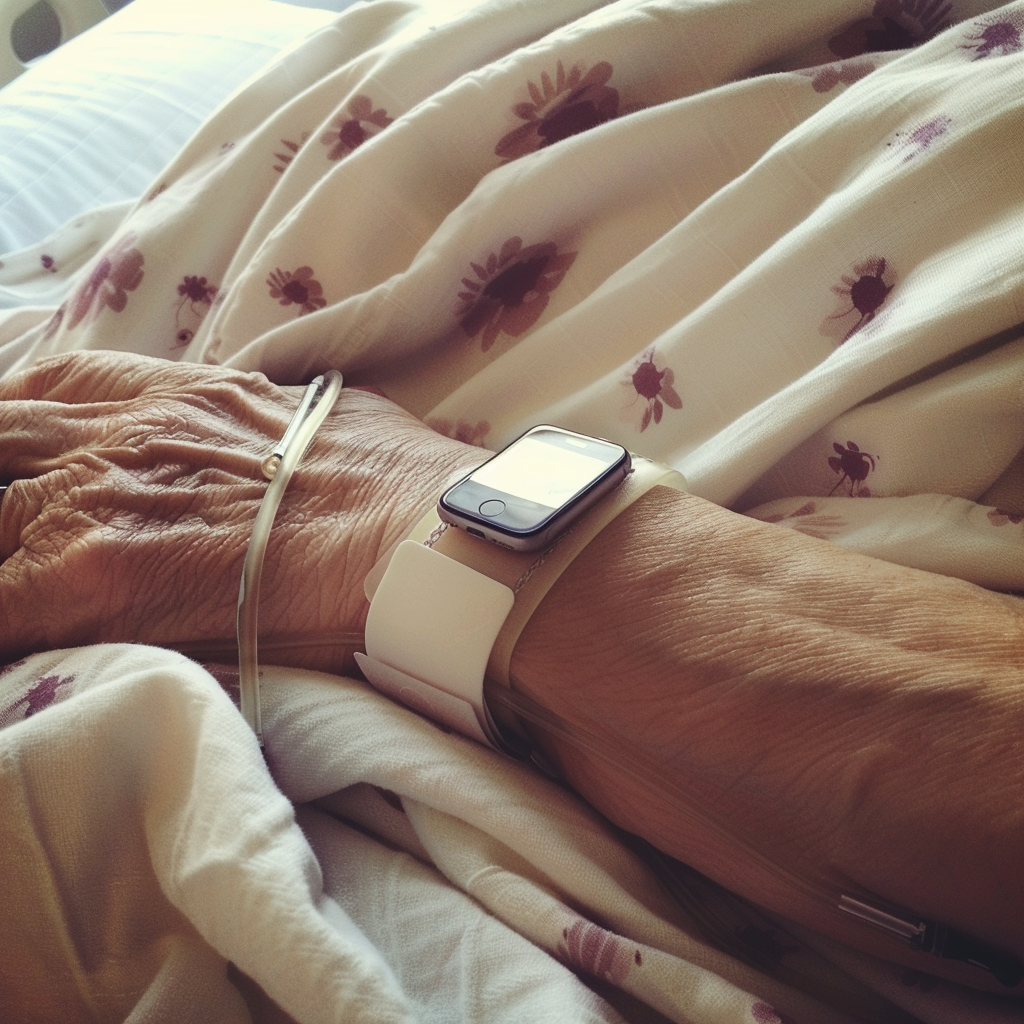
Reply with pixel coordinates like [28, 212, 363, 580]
[0, 646, 855, 1022]
[1, 0, 1023, 1019]
[1, 0, 1022, 592]
[0, 0, 341, 255]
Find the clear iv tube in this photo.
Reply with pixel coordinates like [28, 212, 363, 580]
[236, 370, 344, 746]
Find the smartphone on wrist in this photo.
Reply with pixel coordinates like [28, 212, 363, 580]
[437, 425, 631, 552]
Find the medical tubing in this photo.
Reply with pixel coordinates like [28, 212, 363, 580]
[237, 370, 343, 745]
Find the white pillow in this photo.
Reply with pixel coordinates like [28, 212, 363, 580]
[0, 0, 343, 253]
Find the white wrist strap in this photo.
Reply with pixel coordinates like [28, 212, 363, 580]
[237, 370, 343, 746]
[356, 456, 685, 752]
[356, 541, 514, 748]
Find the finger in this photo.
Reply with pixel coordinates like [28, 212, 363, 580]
[0, 350, 169, 403]
[0, 463, 135, 569]
[0, 467, 266, 661]
[0, 399, 110, 478]
[0, 354, 337, 460]
[0, 385, 284, 484]
[0, 397, 163, 488]
[0, 444, 270, 554]
[0, 502, 110, 662]
[0, 350, 277, 409]
[0, 470, 69, 565]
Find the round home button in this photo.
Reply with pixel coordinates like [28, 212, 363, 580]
[478, 499, 506, 517]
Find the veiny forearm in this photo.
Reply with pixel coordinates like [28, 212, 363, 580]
[510, 487, 1024, 976]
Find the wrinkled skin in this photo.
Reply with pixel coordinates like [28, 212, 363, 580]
[2, 350, 1022, 989]
[513, 488, 1024, 982]
[0, 351, 481, 670]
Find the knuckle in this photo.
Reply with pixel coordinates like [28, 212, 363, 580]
[111, 406, 188, 451]
[0, 351, 102, 401]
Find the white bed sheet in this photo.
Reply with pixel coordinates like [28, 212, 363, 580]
[1, 0, 1023, 1019]
[0, 0, 350, 254]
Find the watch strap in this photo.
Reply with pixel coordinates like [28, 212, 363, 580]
[354, 540, 514, 748]
[358, 454, 685, 752]
[486, 456, 684, 688]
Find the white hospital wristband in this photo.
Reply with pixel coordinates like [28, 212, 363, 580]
[355, 455, 685, 753]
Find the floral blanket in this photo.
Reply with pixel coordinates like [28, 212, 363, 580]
[1, 0, 1023, 1020]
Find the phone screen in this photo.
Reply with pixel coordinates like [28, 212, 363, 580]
[469, 434, 614, 511]
[439, 426, 629, 549]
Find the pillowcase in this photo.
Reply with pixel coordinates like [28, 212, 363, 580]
[0, 0, 344, 253]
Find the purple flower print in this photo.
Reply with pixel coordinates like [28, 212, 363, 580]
[799, 59, 876, 92]
[267, 266, 327, 315]
[172, 275, 219, 349]
[65, 234, 145, 330]
[751, 1003, 797, 1024]
[274, 133, 310, 173]
[177, 275, 216, 307]
[426, 418, 491, 447]
[495, 61, 619, 161]
[829, 0, 954, 57]
[0, 673, 76, 729]
[988, 508, 1023, 527]
[321, 96, 392, 161]
[458, 237, 577, 351]
[828, 440, 877, 496]
[820, 257, 896, 344]
[557, 916, 641, 984]
[40, 254, 57, 273]
[621, 347, 682, 433]
[887, 114, 952, 161]
[961, 12, 1024, 59]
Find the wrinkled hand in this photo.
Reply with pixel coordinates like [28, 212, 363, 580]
[0, 351, 481, 670]
[4, 354, 1024, 982]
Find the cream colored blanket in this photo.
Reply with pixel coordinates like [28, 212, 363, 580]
[1, 0, 1023, 1020]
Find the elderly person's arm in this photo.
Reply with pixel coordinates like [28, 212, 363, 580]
[1, 351, 1021, 989]
[510, 486, 1024, 985]
[0, 351, 483, 669]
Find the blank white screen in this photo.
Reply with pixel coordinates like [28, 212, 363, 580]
[470, 435, 610, 509]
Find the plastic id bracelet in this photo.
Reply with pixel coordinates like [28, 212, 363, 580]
[354, 455, 685, 753]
